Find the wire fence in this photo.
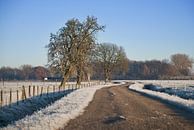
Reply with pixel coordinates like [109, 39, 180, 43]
[0, 81, 103, 107]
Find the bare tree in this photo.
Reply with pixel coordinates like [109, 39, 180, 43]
[20, 65, 33, 80]
[47, 16, 104, 86]
[171, 53, 193, 76]
[33, 66, 50, 80]
[93, 43, 128, 82]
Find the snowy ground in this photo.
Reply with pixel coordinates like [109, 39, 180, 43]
[130, 80, 194, 100]
[0, 89, 74, 127]
[128, 80, 194, 99]
[0, 81, 100, 106]
[0, 81, 61, 92]
[132, 80, 194, 88]
[129, 82, 194, 112]
[143, 84, 194, 100]
[0, 81, 61, 106]
[1, 83, 117, 130]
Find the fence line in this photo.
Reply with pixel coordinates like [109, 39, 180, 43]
[0, 81, 103, 107]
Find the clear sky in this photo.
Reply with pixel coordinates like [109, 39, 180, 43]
[0, 0, 194, 67]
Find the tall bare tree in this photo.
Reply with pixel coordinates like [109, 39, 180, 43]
[33, 66, 50, 80]
[20, 65, 33, 80]
[171, 53, 193, 75]
[93, 43, 128, 82]
[47, 16, 104, 86]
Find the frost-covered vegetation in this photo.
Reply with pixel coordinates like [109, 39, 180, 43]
[143, 84, 194, 100]
[0, 81, 99, 106]
[0, 81, 60, 91]
[1, 83, 116, 130]
[0, 89, 72, 127]
[129, 80, 194, 112]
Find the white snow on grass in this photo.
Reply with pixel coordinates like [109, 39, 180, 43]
[129, 83, 194, 112]
[0, 81, 100, 106]
[130, 80, 194, 88]
[2, 83, 117, 130]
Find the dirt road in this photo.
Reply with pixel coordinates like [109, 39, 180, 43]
[61, 84, 194, 130]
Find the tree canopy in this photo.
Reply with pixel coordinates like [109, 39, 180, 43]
[93, 43, 128, 82]
[47, 16, 105, 86]
[171, 54, 193, 76]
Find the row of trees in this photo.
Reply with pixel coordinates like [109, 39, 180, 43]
[0, 65, 50, 81]
[47, 16, 129, 86]
[93, 53, 193, 80]
[0, 53, 193, 81]
[47, 16, 105, 86]
[47, 16, 193, 86]
[1, 16, 193, 83]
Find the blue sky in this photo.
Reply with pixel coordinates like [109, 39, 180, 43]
[0, 0, 194, 67]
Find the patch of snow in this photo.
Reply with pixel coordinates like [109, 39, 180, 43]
[129, 83, 194, 112]
[143, 84, 194, 100]
[0, 90, 72, 127]
[0, 81, 101, 106]
[2, 84, 117, 130]
[130, 80, 194, 88]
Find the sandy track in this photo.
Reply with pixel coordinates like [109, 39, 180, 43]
[61, 84, 194, 130]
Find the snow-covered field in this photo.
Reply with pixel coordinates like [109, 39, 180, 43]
[0, 81, 61, 92]
[129, 80, 194, 112]
[0, 89, 72, 127]
[0, 81, 61, 106]
[132, 80, 194, 88]
[0, 81, 100, 106]
[1, 80, 194, 129]
[1, 83, 117, 130]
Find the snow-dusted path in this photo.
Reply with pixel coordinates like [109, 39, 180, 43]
[1, 84, 115, 130]
[62, 84, 194, 130]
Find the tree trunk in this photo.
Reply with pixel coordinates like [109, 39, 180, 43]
[76, 68, 82, 85]
[60, 68, 71, 87]
[104, 69, 109, 83]
[104, 67, 112, 83]
[60, 78, 64, 87]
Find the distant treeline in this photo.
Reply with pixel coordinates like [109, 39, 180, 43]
[0, 54, 193, 81]
[93, 54, 193, 80]
[0, 65, 50, 81]
[112, 60, 193, 80]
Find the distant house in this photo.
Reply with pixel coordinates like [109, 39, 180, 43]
[44, 77, 63, 81]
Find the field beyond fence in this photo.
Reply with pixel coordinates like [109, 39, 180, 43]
[0, 81, 102, 107]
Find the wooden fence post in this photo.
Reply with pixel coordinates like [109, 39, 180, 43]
[22, 86, 27, 100]
[17, 90, 19, 105]
[29, 85, 31, 97]
[1, 90, 3, 106]
[40, 87, 43, 96]
[9, 89, 12, 105]
[53, 85, 55, 92]
[22, 87, 24, 100]
[33, 85, 35, 96]
[37, 86, 39, 95]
